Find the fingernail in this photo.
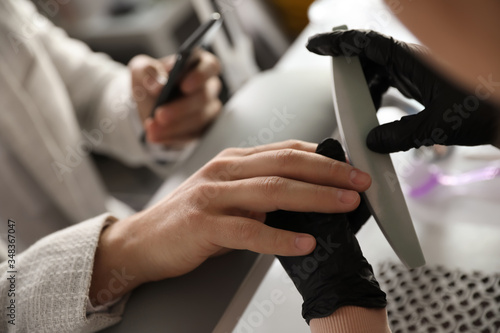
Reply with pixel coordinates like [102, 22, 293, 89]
[350, 169, 371, 186]
[157, 108, 172, 124]
[338, 190, 358, 204]
[295, 235, 315, 252]
[156, 73, 168, 85]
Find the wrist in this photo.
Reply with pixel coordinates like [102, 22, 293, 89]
[89, 214, 147, 306]
[310, 306, 391, 333]
[301, 265, 388, 323]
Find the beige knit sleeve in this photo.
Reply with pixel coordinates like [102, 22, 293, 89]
[0, 214, 128, 333]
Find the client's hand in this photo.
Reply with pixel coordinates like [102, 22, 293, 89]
[89, 140, 372, 304]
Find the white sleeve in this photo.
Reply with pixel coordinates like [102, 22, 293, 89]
[0, 214, 128, 333]
[13, 0, 192, 173]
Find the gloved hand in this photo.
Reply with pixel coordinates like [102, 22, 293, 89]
[306, 29, 500, 153]
[266, 138, 386, 324]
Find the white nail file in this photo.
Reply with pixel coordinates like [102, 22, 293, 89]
[331, 55, 426, 268]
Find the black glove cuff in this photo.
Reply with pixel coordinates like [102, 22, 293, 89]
[273, 213, 387, 324]
[301, 258, 387, 323]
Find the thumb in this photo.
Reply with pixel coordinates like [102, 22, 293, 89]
[306, 30, 368, 57]
[366, 109, 439, 153]
[128, 55, 167, 97]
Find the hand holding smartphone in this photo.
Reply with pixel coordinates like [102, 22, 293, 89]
[140, 13, 223, 144]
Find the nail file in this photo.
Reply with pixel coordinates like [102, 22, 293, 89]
[331, 54, 426, 269]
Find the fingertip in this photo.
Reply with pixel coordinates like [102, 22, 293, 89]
[306, 34, 328, 55]
[155, 106, 172, 125]
[306, 31, 346, 56]
[199, 50, 222, 75]
[182, 51, 221, 94]
[294, 234, 316, 254]
[145, 119, 159, 143]
[350, 169, 372, 189]
[145, 80, 165, 98]
[367, 122, 416, 154]
[306, 33, 320, 48]
[366, 126, 391, 154]
[144, 117, 154, 129]
[160, 54, 176, 72]
[338, 190, 360, 206]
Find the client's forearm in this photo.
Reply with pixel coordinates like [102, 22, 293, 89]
[310, 306, 391, 333]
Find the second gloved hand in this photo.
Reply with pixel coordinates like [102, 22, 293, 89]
[266, 138, 386, 324]
[307, 29, 500, 153]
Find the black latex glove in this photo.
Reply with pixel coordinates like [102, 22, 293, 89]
[266, 138, 386, 324]
[307, 29, 500, 154]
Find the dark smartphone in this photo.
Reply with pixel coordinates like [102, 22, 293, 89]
[141, 13, 223, 144]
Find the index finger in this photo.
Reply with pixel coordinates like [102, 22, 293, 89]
[209, 216, 316, 256]
[218, 149, 371, 192]
[180, 51, 221, 94]
[218, 140, 318, 158]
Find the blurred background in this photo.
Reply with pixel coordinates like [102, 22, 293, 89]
[30, 0, 315, 211]
[31, 0, 314, 67]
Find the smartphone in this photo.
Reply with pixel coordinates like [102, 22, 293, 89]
[141, 13, 223, 144]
